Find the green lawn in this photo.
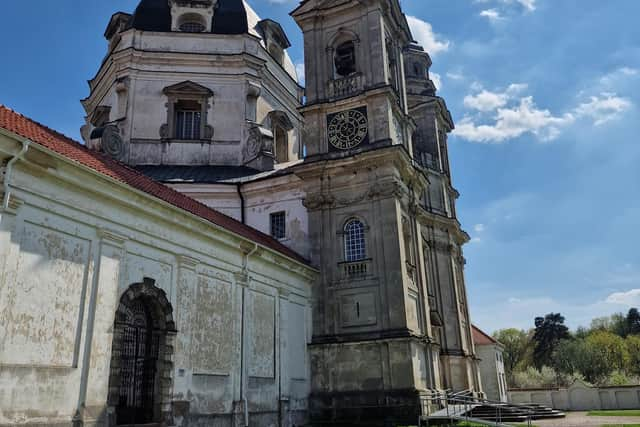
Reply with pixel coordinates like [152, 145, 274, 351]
[589, 410, 640, 417]
[454, 422, 537, 427]
[600, 424, 640, 427]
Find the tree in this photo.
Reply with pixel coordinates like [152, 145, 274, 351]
[532, 313, 570, 369]
[627, 308, 640, 335]
[586, 331, 629, 373]
[493, 328, 532, 384]
[625, 335, 640, 376]
[589, 313, 628, 337]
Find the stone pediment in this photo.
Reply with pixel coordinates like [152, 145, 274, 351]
[257, 19, 291, 49]
[162, 80, 214, 97]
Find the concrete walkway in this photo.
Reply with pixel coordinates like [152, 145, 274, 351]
[535, 411, 640, 426]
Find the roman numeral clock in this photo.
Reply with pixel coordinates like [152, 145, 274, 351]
[327, 107, 369, 151]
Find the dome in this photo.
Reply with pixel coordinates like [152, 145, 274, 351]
[130, 0, 247, 34]
[128, 0, 298, 80]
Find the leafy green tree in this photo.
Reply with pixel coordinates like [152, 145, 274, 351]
[532, 313, 570, 369]
[586, 331, 629, 372]
[627, 308, 640, 335]
[625, 335, 640, 376]
[493, 328, 532, 384]
[589, 313, 628, 337]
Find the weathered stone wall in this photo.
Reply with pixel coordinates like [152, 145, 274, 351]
[509, 381, 640, 411]
[82, 27, 303, 168]
[0, 136, 314, 427]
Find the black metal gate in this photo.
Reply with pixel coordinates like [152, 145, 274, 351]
[116, 299, 160, 425]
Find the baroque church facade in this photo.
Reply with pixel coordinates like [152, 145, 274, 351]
[0, 0, 482, 426]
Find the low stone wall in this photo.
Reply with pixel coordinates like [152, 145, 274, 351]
[509, 381, 640, 411]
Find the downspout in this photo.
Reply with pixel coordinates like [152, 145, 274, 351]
[2, 139, 30, 210]
[236, 183, 246, 224]
[240, 243, 258, 427]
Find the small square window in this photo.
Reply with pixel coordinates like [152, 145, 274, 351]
[270, 211, 286, 239]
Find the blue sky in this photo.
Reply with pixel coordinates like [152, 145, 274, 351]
[1, 1, 638, 333]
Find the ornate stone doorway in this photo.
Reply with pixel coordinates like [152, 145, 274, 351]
[107, 278, 176, 426]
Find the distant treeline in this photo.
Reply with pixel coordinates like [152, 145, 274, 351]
[493, 308, 640, 389]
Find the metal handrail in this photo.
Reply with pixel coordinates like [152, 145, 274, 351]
[419, 390, 534, 427]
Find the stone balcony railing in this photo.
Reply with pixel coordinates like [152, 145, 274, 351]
[328, 73, 363, 98]
[339, 258, 372, 280]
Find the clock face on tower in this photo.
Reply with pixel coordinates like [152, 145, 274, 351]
[327, 107, 369, 151]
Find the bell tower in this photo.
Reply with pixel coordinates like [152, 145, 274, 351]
[292, 0, 414, 157]
[291, 1, 455, 425]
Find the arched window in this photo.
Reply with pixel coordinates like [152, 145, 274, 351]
[178, 13, 206, 33]
[335, 41, 356, 77]
[344, 219, 366, 262]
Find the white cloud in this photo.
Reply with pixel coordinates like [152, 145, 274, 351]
[455, 78, 632, 143]
[574, 94, 633, 126]
[464, 90, 509, 112]
[605, 289, 640, 306]
[455, 96, 574, 143]
[474, 224, 486, 233]
[513, 0, 536, 12]
[295, 62, 305, 85]
[406, 16, 450, 56]
[480, 8, 504, 22]
[463, 84, 526, 112]
[431, 72, 442, 90]
[446, 71, 465, 81]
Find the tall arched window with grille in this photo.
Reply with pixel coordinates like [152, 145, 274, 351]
[344, 219, 366, 262]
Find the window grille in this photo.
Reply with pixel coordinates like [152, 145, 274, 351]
[344, 219, 366, 262]
[180, 22, 205, 33]
[175, 110, 201, 140]
[270, 211, 286, 239]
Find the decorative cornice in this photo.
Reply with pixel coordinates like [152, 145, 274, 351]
[177, 254, 200, 270]
[1, 194, 24, 215]
[97, 228, 128, 248]
[234, 271, 249, 288]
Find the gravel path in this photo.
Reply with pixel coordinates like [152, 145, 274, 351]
[534, 411, 640, 426]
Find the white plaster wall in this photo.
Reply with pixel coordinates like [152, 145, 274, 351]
[171, 174, 310, 259]
[0, 139, 314, 426]
[476, 344, 507, 402]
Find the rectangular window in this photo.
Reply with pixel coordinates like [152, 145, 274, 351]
[175, 110, 201, 140]
[270, 211, 286, 239]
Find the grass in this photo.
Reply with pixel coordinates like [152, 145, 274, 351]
[600, 425, 640, 427]
[454, 422, 538, 427]
[589, 410, 640, 417]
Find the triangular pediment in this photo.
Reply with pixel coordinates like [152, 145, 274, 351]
[162, 80, 213, 97]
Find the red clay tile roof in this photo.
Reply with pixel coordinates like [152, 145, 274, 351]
[472, 324, 500, 346]
[0, 105, 309, 265]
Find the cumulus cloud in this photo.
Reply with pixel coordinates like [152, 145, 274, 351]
[463, 84, 527, 112]
[574, 94, 633, 126]
[605, 289, 640, 306]
[406, 16, 450, 56]
[454, 81, 633, 143]
[456, 96, 574, 143]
